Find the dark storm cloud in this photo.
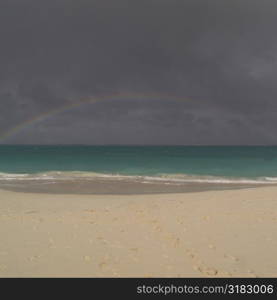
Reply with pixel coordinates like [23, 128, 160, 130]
[1, 0, 277, 144]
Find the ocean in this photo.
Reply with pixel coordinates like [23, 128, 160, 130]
[0, 145, 277, 194]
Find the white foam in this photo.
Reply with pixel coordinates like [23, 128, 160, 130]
[0, 171, 276, 185]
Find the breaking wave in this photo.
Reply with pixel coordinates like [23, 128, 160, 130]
[0, 171, 277, 185]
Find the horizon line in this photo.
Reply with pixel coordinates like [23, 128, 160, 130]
[1, 144, 277, 147]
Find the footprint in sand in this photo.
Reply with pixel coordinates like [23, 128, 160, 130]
[208, 244, 216, 250]
[224, 254, 239, 262]
[0, 265, 7, 271]
[28, 255, 42, 262]
[155, 225, 162, 232]
[174, 238, 180, 248]
[85, 209, 96, 213]
[48, 238, 56, 249]
[99, 261, 107, 269]
[130, 247, 138, 251]
[246, 269, 258, 277]
[203, 215, 211, 222]
[186, 248, 220, 277]
[194, 265, 218, 276]
[84, 255, 91, 262]
[185, 248, 196, 259]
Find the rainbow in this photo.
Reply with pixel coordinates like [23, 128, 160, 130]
[0, 92, 191, 142]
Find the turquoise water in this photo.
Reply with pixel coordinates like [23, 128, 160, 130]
[1, 145, 277, 184]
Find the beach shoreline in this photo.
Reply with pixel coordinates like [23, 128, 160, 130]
[0, 177, 271, 195]
[0, 187, 277, 277]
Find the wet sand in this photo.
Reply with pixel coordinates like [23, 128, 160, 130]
[0, 177, 263, 194]
[0, 187, 277, 277]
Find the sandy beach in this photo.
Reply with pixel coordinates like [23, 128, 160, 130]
[0, 186, 277, 277]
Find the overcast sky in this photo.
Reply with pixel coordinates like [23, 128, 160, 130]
[1, 0, 277, 145]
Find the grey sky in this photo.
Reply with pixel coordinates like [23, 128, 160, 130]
[0, 0, 277, 144]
